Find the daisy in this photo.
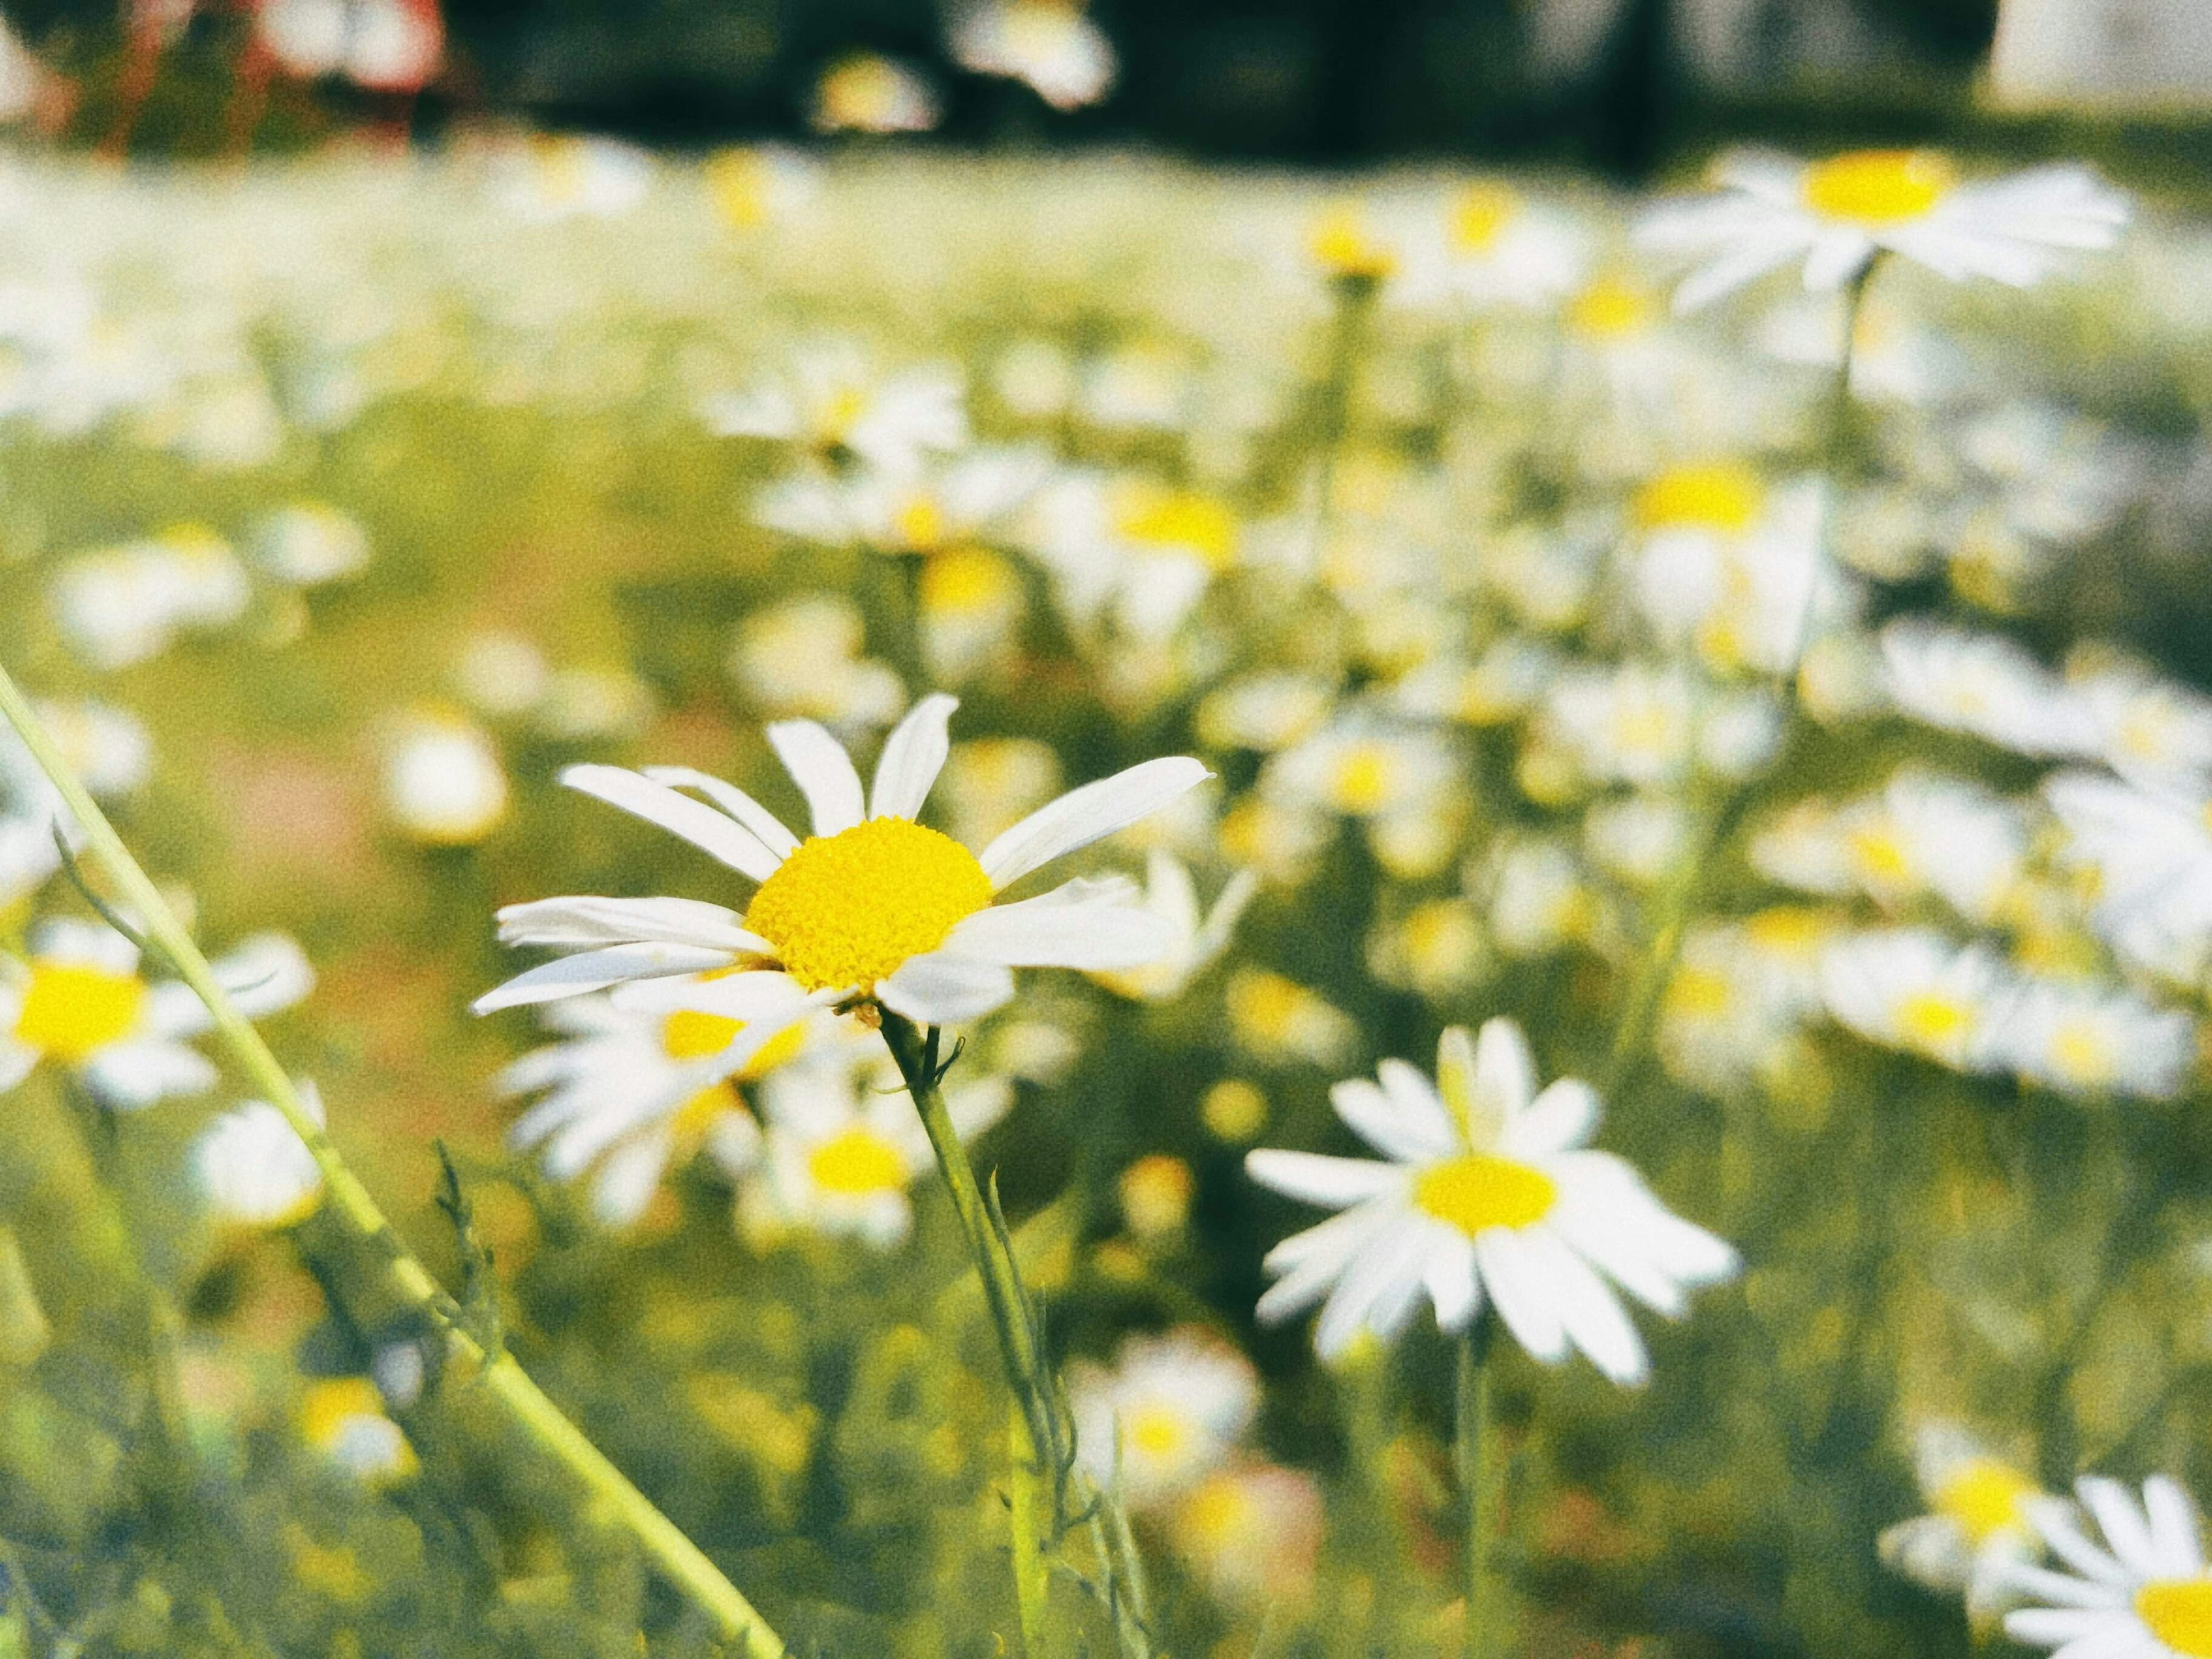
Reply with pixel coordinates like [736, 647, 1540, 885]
[739, 1044, 1009, 1247]
[755, 444, 1050, 558]
[2066, 645, 2212, 786]
[1070, 1327, 1259, 1508]
[1992, 976, 2196, 1101]
[1245, 1019, 1738, 1377]
[192, 1084, 327, 1230]
[380, 709, 508, 846]
[51, 524, 252, 671]
[1638, 149, 2128, 313]
[1090, 850, 1258, 1003]
[700, 145, 820, 232]
[0, 919, 313, 1109]
[1819, 927, 2012, 1073]
[300, 1376, 415, 1484]
[474, 694, 1209, 1037]
[1393, 179, 1589, 313]
[1021, 470, 1241, 643]
[1169, 1461, 1324, 1613]
[726, 594, 905, 734]
[2044, 770, 2212, 983]
[1624, 463, 1825, 675]
[1877, 1422, 2056, 1626]
[700, 341, 967, 472]
[251, 503, 370, 588]
[495, 996, 825, 1228]
[948, 0, 1116, 112]
[2002, 1474, 2212, 1658]
[1880, 619, 2096, 759]
[491, 136, 653, 223]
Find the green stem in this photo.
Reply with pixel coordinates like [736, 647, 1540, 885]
[1007, 1401, 1050, 1657]
[878, 1010, 1153, 1659]
[1456, 1314, 1498, 1659]
[0, 657, 786, 1659]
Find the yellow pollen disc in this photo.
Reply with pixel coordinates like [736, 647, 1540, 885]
[301, 1377, 386, 1451]
[1932, 1459, 2035, 1547]
[671, 1082, 741, 1146]
[1123, 1405, 1190, 1461]
[744, 817, 993, 993]
[1746, 906, 1830, 957]
[2050, 1021, 2113, 1088]
[703, 150, 769, 228]
[16, 960, 146, 1062]
[920, 546, 1017, 615]
[1116, 488, 1237, 569]
[1802, 149, 1954, 225]
[1633, 463, 1765, 533]
[807, 1127, 908, 1196]
[662, 1009, 744, 1061]
[1897, 993, 1972, 1050]
[2137, 1578, 2212, 1657]
[893, 495, 948, 554]
[1328, 746, 1395, 815]
[819, 386, 868, 446]
[1565, 277, 1653, 339]
[1847, 825, 1914, 886]
[1412, 1153, 1558, 1237]
[1664, 964, 1735, 1020]
[1309, 210, 1395, 280]
[1450, 181, 1520, 252]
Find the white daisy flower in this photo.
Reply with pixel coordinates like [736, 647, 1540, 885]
[949, 0, 1116, 111]
[251, 502, 370, 588]
[755, 444, 1051, 556]
[2002, 1474, 2212, 1658]
[495, 996, 825, 1228]
[740, 1045, 1009, 1247]
[1623, 462, 1825, 675]
[1751, 769, 2028, 925]
[1880, 619, 2096, 759]
[2044, 770, 2212, 984]
[702, 145, 821, 232]
[301, 1376, 415, 1483]
[51, 525, 252, 672]
[727, 594, 906, 734]
[380, 709, 508, 846]
[192, 1083, 327, 1230]
[1993, 976, 2196, 1101]
[1245, 1019, 1738, 1377]
[1819, 926, 2012, 1073]
[701, 340, 967, 472]
[474, 694, 1209, 1039]
[2066, 645, 2212, 786]
[1878, 1422, 2056, 1626]
[1638, 149, 2128, 313]
[1070, 1327, 1259, 1509]
[0, 919, 313, 1110]
[1020, 471, 1241, 643]
[1090, 850, 1259, 1003]
[1396, 179, 1589, 313]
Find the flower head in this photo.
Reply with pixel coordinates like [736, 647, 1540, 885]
[2003, 1474, 2212, 1658]
[1245, 1018, 1737, 1377]
[1070, 1327, 1259, 1508]
[1878, 1422, 2057, 1625]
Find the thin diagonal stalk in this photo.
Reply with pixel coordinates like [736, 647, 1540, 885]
[0, 657, 786, 1659]
[879, 1010, 1154, 1659]
[1456, 1313, 1499, 1659]
[1007, 1402, 1050, 1656]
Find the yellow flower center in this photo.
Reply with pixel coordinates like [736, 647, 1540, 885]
[1664, 964, 1735, 1020]
[1847, 824, 1914, 886]
[662, 1009, 744, 1061]
[1565, 277, 1653, 339]
[528, 137, 590, 204]
[1801, 150, 1955, 226]
[1309, 210, 1395, 281]
[2137, 1578, 2212, 1657]
[1412, 1153, 1558, 1236]
[1115, 488, 1237, 569]
[2049, 1021, 2113, 1088]
[1633, 463, 1764, 533]
[1932, 1459, 2035, 1547]
[920, 547, 1018, 616]
[1897, 993, 1972, 1050]
[703, 150, 770, 229]
[1123, 1404, 1190, 1461]
[15, 960, 146, 1062]
[1327, 745, 1395, 815]
[819, 386, 868, 446]
[1450, 182, 1520, 253]
[892, 495, 948, 554]
[744, 817, 994, 994]
[1745, 906, 1831, 957]
[806, 1126, 908, 1196]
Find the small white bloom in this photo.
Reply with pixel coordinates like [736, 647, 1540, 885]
[1246, 1020, 1738, 1376]
[1878, 1423, 2056, 1625]
[1880, 619, 2095, 758]
[1994, 976, 2196, 1100]
[949, 0, 1116, 111]
[252, 503, 370, 588]
[51, 525, 252, 671]
[2044, 770, 2212, 984]
[1071, 1327, 1258, 1508]
[1820, 927, 2011, 1073]
[703, 340, 967, 472]
[381, 710, 507, 845]
[1091, 850, 1257, 1003]
[193, 1085, 327, 1229]
[2002, 1474, 2212, 1658]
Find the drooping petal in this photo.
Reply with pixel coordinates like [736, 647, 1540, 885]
[1521, 1226, 1648, 1385]
[1257, 1205, 1393, 1323]
[1422, 1227, 1481, 1332]
[1475, 1229, 1569, 1364]
[875, 950, 1014, 1025]
[940, 879, 1172, 969]
[870, 694, 959, 821]
[1247, 1149, 1405, 1210]
[473, 944, 737, 1013]
[639, 767, 799, 859]
[494, 895, 768, 954]
[766, 719, 867, 836]
[82, 1039, 219, 1111]
[589, 1133, 675, 1228]
[979, 756, 1211, 889]
[561, 764, 781, 881]
[1313, 1218, 1431, 1358]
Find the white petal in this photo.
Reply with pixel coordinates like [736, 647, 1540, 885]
[474, 944, 736, 1013]
[874, 950, 1014, 1025]
[1801, 228, 1875, 291]
[2003, 1607, 2128, 1643]
[1245, 1149, 1405, 1209]
[1522, 1226, 1648, 1385]
[1314, 1219, 1430, 1358]
[154, 933, 316, 1036]
[2079, 1479, 2160, 1578]
[1475, 1229, 1569, 1363]
[1256, 1205, 1392, 1322]
[1422, 1229, 1481, 1332]
[0, 1037, 35, 1093]
[870, 694, 958, 821]
[561, 764, 781, 881]
[766, 719, 867, 836]
[1471, 1017, 1536, 1127]
[2141, 1475, 2204, 1577]
[82, 1039, 219, 1110]
[2033, 1510, 2133, 1589]
[608, 970, 819, 1018]
[1502, 1080, 1600, 1160]
[2003, 1563, 2127, 1610]
[495, 895, 767, 954]
[639, 767, 799, 859]
[941, 879, 1172, 969]
[979, 756, 1212, 889]
[1333, 1072, 1455, 1162]
[589, 1135, 673, 1227]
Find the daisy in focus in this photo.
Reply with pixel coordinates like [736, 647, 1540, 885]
[0, 919, 312, 1109]
[1244, 1018, 1738, 1378]
[1639, 148, 2128, 313]
[1877, 1422, 2055, 1627]
[2002, 1474, 2212, 1658]
[475, 694, 1210, 1039]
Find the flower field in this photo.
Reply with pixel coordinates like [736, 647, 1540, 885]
[1, 141, 2210, 1656]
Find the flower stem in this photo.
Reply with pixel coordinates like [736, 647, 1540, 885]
[0, 656, 787, 1659]
[1007, 1401, 1051, 1656]
[878, 1009, 1153, 1659]
[1456, 1313, 1499, 1659]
